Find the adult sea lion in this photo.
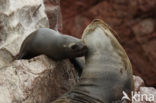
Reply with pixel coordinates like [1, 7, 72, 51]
[15, 28, 88, 61]
[52, 19, 134, 103]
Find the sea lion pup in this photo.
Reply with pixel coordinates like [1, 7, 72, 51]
[15, 28, 88, 61]
[52, 19, 134, 103]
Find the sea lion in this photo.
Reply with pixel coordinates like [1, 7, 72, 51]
[15, 28, 88, 61]
[52, 19, 134, 103]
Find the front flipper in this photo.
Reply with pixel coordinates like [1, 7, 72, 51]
[70, 57, 85, 77]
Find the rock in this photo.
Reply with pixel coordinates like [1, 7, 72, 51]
[0, 55, 78, 103]
[128, 0, 156, 16]
[0, 0, 79, 102]
[0, 0, 49, 56]
[44, 0, 62, 30]
[142, 40, 156, 68]
[45, 5, 62, 30]
[132, 87, 156, 103]
[0, 0, 49, 67]
[132, 19, 155, 36]
[132, 76, 156, 103]
[132, 19, 156, 75]
[133, 75, 145, 91]
[139, 87, 156, 103]
[0, 48, 14, 67]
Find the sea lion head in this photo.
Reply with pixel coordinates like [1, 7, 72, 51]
[62, 35, 88, 59]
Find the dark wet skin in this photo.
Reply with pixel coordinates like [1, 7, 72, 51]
[16, 28, 88, 61]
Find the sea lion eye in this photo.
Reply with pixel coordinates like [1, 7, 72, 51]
[71, 44, 78, 50]
[68, 43, 78, 50]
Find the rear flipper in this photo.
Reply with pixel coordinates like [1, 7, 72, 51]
[15, 52, 38, 60]
[70, 57, 85, 77]
[14, 52, 25, 60]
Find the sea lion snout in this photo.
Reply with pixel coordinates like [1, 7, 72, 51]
[71, 43, 79, 50]
[71, 42, 88, 51]
[67, 42, 88, 58]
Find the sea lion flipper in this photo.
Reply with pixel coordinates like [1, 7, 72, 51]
[70, 58, 85, 76]
[14, 52, 26, 60]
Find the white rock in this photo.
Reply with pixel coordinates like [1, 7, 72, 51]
[133, 76, 156, 103]
[0, 0, 49, 68]
[139, 87, 156, 103]
[0, 0, 49, 55]
[133, 75, 145, 91]
[0, 55, 78, 103]
[0, 0, 78, 102]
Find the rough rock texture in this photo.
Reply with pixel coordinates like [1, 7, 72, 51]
[44, 0, 62, 30]
[0, 0, 49, 67]
[0, 55, 78, 103]
[133, 75, 145, 91]
[0, 0, 49, 46]
[60, 0, 156, 87]
[133, 75, 156, 103]
[0, 48, 14, 67]
[0, 0, 78, 102]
